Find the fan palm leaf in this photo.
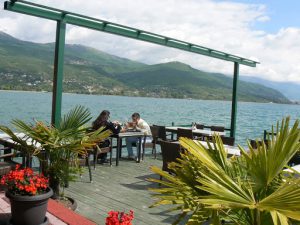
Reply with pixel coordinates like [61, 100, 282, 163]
[0, 106, 111, 194]
[58, 105, 91, 131]
[149, 117, 300, 225]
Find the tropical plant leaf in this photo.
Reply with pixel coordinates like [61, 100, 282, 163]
[58, 105, 92, 131]
[148, 117, 300, 225]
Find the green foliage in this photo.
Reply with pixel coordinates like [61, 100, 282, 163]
[0, 32, 290, 103]
[149, 117, 300, 225]
[0, 105, 111, 194]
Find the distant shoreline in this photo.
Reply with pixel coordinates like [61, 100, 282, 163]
[0, 89, 296, 105]
[0, 89, 49, 93]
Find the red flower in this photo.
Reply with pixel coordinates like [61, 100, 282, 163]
[106, 210, 134, 225]
[1, 164, 49, 196]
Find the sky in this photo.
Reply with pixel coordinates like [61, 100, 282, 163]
[0, 0, 299, 83]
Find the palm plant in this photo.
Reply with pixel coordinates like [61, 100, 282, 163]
[149, 117, 300, 225]
[0, 106, 111, 197]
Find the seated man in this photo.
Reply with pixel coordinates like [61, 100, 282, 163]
[125, 112, 151, 159]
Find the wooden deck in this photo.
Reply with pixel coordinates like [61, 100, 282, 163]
[65, 155, 181, 225]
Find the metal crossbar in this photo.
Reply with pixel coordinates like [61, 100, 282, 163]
[4, 0, 259, 67]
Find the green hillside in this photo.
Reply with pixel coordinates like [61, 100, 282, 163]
[113, 62, 289, 102]
[0, 31, 290, 103]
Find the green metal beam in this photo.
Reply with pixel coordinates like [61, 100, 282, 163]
[4, 0, 259, 67]
[230, 62, 239, 138]
[51, 20, 66, 127]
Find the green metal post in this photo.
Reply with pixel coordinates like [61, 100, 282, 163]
[230, 62, 239, 138]
[51, 20, 66, 127]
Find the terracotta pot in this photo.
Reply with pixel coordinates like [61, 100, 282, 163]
[6, 188, 53, 225]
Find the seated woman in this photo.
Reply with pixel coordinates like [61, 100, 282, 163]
[92, 110, 121, 164]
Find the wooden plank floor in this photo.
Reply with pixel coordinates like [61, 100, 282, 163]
[65, 155, 182, 225]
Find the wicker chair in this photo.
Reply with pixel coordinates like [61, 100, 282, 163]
[0, 152, 17, 177]
[155, 125, 173, 143]
[195, 123, 204, 129]
[177, 128, 193, 140]
[211, 126, 225, 132]
[92, 137, 113, 168]
[142, 126, 159, 159]
[249, 139, 268, 149]
[159, 140, 182, 180]
[77, 151, 93, 182]
[221, 136, 235, 146]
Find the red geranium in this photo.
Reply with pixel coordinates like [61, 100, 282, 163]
[1, 164, 49, 196]
[106, 210, 134, 225]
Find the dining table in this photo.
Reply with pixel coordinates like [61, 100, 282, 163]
[111, 131, 147, 166]
[0, 132, 41, 147]
[197, 140, 240, 156]
[173, 139, 240, 156]
[0, 132, 42, 165]
[165, 126, 226, 138]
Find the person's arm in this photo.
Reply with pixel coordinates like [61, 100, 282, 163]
[107, 121, 121, 134]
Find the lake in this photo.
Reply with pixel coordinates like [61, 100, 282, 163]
[1, 90, 300, 146]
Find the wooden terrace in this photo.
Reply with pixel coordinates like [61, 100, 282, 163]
[64, 154, 182, 225]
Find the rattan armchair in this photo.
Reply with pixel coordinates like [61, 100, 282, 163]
[211, 126, 225, 132]
[177, 128, 193, 140]
[0, 151, 17, 177]
[93, 137, 113, 168]
[159, 140, 182, 180]
[221, 136, 235, 146]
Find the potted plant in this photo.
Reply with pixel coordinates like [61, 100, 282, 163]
[1, 164, 53, 225]
[106, 210, 134, 225]
[0, 106, 111, 198]
[149, 117, 300, 225]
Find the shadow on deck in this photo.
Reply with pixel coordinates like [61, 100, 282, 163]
[65, 155, 184, 225]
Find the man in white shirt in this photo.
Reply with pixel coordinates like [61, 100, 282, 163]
[125, 112, 151, 159]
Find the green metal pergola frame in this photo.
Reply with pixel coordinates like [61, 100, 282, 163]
[4, 0, 259, 138]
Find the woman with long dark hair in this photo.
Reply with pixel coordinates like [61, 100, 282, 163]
[92, 110, 121, 164]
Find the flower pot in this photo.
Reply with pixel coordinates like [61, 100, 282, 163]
[6, 188, 53, 225]
[55, 196, 77, 211]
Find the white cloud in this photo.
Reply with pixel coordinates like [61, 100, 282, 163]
[0, 0, 299, 83]
[257, 15, 270, 22]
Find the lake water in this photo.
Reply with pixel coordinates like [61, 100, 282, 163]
[1, 90, 300, 146]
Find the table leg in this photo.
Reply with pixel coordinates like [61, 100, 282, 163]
[116, 137, 121, 166]
[142, 136, 146, 161]
[119, 139, 123, 158]
[137, 137, 142, 163]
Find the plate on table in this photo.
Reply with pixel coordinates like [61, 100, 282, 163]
[127, 128, 137, 132]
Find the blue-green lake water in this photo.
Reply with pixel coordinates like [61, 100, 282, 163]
[1, 90, 300, 146]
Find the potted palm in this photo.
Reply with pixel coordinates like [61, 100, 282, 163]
[0, 106, 111, 198]
[149, 117, 300, 225]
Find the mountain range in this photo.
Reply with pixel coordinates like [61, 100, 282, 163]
[240, 76, 300, 101]
[0, 31, 290, 104]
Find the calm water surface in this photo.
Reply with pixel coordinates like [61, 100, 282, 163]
[1, 90, 300, 146]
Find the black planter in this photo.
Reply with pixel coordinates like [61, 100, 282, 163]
[6, 188, 53, 225]
[56, 196, 78, 211]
